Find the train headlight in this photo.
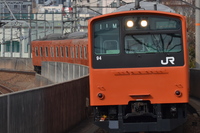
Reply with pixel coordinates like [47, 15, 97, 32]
[127, 20, 134, 28]
[140, 20, 148, 27]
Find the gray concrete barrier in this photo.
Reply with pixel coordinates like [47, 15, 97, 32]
[34, 74, 54, 86]
[0, 57, 33, 71]
[0, 58, 90, 133]
[0, 76, 90, 133]
[41, 62, 89, 83]
[190, 68, 200, 99]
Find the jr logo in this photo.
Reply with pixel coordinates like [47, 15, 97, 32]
[161, 57, 175, 65]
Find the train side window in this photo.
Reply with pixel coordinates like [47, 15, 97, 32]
[35, 47, 38, 56]
[71, 47, 74, 58]
[50, 47, 54, 57]
[66, 46, 69, 57]
[56, 47, 59, 57]
[60, 47, 64, 57]
[80, 46, 82, 58]
[84, 46, 87, 59]
[40, 47, 43, 57]
[76, 46, 78, 58]
[45, 47, 48, 57]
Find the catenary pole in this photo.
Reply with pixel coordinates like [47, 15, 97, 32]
[195, 0, 200, 68]
[178, 0, 200, 68]
[116, 0, 120, 7]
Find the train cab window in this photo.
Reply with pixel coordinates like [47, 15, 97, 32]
[60, 47, 64, 57]
[103, 40, 119, 54]
[50, 47, 54, 57]
[125, 36, 145, 54]
[56, 47, 59, 57]
[71, 47, 74, 58]
[35, 47, 38, 56]
[45, 47, 48, 57]
[66, 46, 69, 57]
[80, 46, 82, 58]
[125, 34, 182, 54]
[84, 46, 87, 59]
[40, 47, 43, 57]
[93, 19, 120, 55]
[76, 46, 78, 58]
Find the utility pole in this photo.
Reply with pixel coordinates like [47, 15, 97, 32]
[177, 0, 200, 68]
[28, 0, 32, 58]
[72, 0, 78, 32]
[195, 0, 200, 68]
[116, 0, 120, 7]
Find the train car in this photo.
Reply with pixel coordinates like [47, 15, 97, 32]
[31, 32, 88, 74]
[88, 4, 189, 133]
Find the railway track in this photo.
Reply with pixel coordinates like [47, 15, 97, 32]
[0, 69, 35, 75]
[0, 84, 14, 94]
[0, 69, 36, 94]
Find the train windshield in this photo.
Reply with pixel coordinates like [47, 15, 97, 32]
[91, 13, 184, 68]
[93, 15, 182, 55]
[93, 19, 120, 55]
[125, 33, 182, 54]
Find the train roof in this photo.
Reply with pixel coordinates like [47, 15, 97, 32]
[113, 1, 175, 13]
[34, 32, 88, 41]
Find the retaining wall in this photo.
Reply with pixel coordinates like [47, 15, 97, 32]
[190, 68, 200, 99]
[41, 62, 89, 83]
[0, 57, 33, 71]
[0, 76, 90, 133]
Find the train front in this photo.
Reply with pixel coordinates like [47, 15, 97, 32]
[88, 10, 189, 132]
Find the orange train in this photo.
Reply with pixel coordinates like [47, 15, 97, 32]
[31, 32, 88, 74]
[31, 9, 189, 133]
[88, 10, 189, 132]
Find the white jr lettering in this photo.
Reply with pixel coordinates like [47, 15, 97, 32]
[161, 57, 175, 65]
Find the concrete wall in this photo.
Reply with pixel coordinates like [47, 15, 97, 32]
[190, 69, 200, 99]
[0, 57, 33, 71]
[0, 58, 90, 133]
[34, 73, 54, 86]
[41, 61, 89, 83]
[0, 76, 90, 133]
[0, 58, 89, 85]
